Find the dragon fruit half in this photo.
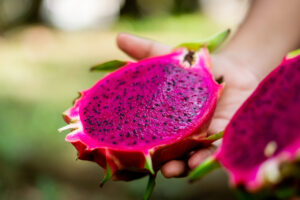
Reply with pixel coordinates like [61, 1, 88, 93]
[59, 31, 229, 199]
[190, 49, 300, 195]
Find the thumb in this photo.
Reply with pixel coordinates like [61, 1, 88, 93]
[116, 33, 172, 60]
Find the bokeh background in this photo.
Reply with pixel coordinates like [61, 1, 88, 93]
[0, 0, 250, 199]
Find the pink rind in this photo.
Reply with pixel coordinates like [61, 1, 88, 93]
[217, 139, 300, 191]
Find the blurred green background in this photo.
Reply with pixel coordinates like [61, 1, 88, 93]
[0, 0, 249, 199]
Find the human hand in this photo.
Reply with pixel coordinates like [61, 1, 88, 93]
[116, 33, 260, 178]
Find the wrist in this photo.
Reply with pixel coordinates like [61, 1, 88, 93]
[211, 51, 260, 89]
[216, 45, 281, 81]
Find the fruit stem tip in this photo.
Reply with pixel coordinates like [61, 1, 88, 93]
[143, 174, 156, 200]
[189, 157, 220, 182]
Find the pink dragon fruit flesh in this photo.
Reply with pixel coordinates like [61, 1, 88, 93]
[190, 49, 300, 194]
[59, 31, 229, 199]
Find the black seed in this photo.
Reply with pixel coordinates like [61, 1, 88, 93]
[133, 141, 137, 145]
[187, 119, 192, 122]
[172, 80, 176, 86]
[92, 108, 99, 114]
[152, 136, 156, 140]
[163, 122, 167, 125]
[118, 81, 126, 86]
[184, 97, 188, 101]
[137, 94, 144, 101]
[126, 132, 130, 138]
[113, 141, 117, 145]
[279, 66, 284, 74]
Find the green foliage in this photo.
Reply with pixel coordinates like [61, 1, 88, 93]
[287, 48, 300, 58]
[189, 157, 220, 182]
[177, 29, 230, 52]
[91, 60, 127, 72]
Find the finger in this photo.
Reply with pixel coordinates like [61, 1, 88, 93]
[188, 146, 217, 169]
[207, 118, 228, 136]
[161, 160, 187, 178]
[116, 33, 172, 60]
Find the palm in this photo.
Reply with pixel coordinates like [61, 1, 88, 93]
[116, 33, 259, 177]
[207, 56, 259, 136]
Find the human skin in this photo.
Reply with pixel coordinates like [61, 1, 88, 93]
[116, 0, 300, 178]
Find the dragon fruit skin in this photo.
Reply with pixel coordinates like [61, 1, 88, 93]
[215, 53, 300, 191]
[60, 47, 223, 181]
